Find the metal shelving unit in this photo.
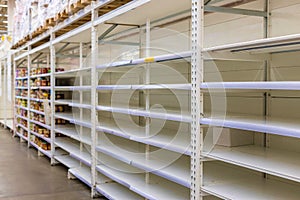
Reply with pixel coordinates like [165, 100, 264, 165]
[12, 0, 300, 199]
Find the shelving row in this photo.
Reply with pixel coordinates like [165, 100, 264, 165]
[11, 0, 300, 199]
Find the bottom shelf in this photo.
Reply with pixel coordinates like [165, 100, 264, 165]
[30, 141, 51, 158]
[15, 131, 28, 141]
[55, 155, 80, 169]
[203, 162, 300, 200]
[96, 183, 143, 200]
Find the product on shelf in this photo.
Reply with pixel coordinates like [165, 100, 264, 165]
[55, 93, 64, 100]
[55, 105, 65, 112]
[16, 68, 27, 77]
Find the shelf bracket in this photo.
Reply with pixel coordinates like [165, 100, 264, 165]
[98, 24, 118, 42]
[205, 6, 268, 17]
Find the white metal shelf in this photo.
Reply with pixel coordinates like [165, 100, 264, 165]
[29, 119, 51, 130]
[96, 164, 189, 200]
[16, 76, 28, 80]
[97, 119, 191, 155]
[30, 131, 51, 143]
[30, 109, 45, 115]
[15, 105, 28, 110]
[96, 144, 190, 187]
[202, 81, 300, 91]
[203, 162, 300, 200]
[30, 141, 51, 158]
[31, 86, 51, 90]
[204, 33, 300, 53]
[97, 51, 191, 69]
[15, 132, 28, 141]
[30, 73, 51, 79]
[55, 137, 91, 166]
[54, 68, 91, 78]
[96, 183, 143, 200]
[16, 123, 28, 131]
[54, 155, 80, 169]
[55, 125, 91, 145]
[30, 98, 46, 103]
[97, 105, 191, 123]
[201, 115, 300, 139]
[97, 84, 191, 91]
[55, 99, 92, 109]
[55, 112, 92, 128]
[203, 145, 300, 183]
[15, 96, 28, 100]
[16, 114, 28, 121]
[15, 86, 28, 90]
[54, 86, 92, 91]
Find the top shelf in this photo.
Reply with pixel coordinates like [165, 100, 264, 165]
[204, 33, 300, 54]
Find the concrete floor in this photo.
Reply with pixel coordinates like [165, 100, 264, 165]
[0, 127, 93, 200]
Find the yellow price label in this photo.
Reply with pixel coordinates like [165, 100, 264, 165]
[144, 57, 155, 63]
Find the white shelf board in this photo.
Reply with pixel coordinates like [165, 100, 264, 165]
[30, 119, 51, 130]
[54, 155, 80, 169]
[55, 99, 92, 109]
[15, 86, 27, 90]
[54, 68, 91, 78]
[97, 105, 191, 123]
[204, 145, 300, 183]
[5, 120, 14, 130]
[30, 109, 45, 115]
[96, 144, 190, 187]
[16, 123, 28, 131]
[97, 164, 189, 200]
[30, 131, 51, 143]
[69, 166, 92, 187]
[30, 73, 51, 79]
[203, 162, 300, 200]
[204, 33, 300, 53]
[55, 112, 92, 128]
[31, 86, 51, 90]
[30, 98, 46, 103]
[97, 84, 191, 91]
[15, 105, 28, 110]
[97, 51, 191, 69]
[30, 141, 51, 158]
[15, 132, 28, 141]
[16, 114, 28, 121]
[16, 76, 28, 80]
[202, 81, 300, 91]
[55, 138, 91, 166]
[96, 183, 143, 200]
[54, 86, 92, 91]
[201, 115, 300, 139]
[15, 96, 28, 100]
[55, 125, 91, 145]
[96, 119, 191, 155]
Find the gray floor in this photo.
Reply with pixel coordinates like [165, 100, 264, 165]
[0, 127, 93, 200]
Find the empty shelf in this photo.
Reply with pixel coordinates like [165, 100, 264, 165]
[204, 145, 300, 183]
[55, 125, 91, 145]
[55, 138, 91, 166]
[204, 33, 300, 53]
[97, 164, 189, 200]
[96, 183, 143, 200]
[55, 99, 92, 109]
[97, 105, 191, 123]
[97, 51, 191, 69]
[202, 81, 300, 90]
[203, 162, 300, 200]
[54, 86, 91, 91]
[96, 144, 189, 187]
[55, 113, 92, 128]
[96, 120, 190, 155]
[97, 84, 191, 91]
[55, 155, 80, 169]
[54, 68, 91, 78]
[201, 115, 300, 139]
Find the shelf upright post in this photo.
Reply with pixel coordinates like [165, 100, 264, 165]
[191, 0, 203, 199]
[79, 42, 84, 167]
[91, 2, 99, 198]
[145, 18, 151, 184]
[12, 56, 16, 137]
[50, 32, 56, 165]
[3, 58, 7, 129]
[27, 47, 31, 147]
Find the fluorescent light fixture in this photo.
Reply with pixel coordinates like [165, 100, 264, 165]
[3, 21, 7, 23]
[0, 5, 7, 7]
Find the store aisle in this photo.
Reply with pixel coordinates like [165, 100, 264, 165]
[0, 127, 92, 200]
